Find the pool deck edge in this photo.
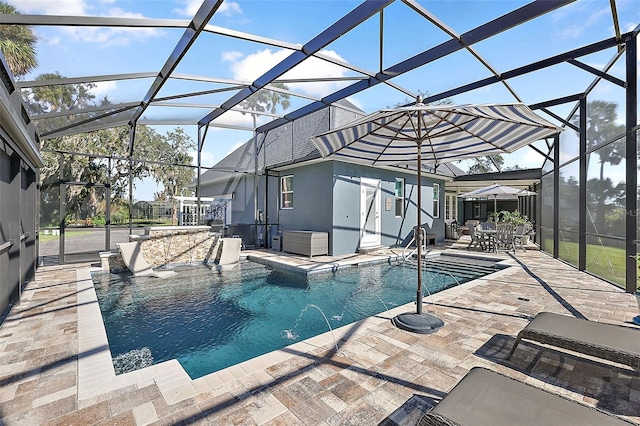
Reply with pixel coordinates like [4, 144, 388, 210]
[76, 256, 521, 407]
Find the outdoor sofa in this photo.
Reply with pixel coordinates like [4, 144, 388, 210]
[507, 312, 640, 369]
[418, 367, 634, 426]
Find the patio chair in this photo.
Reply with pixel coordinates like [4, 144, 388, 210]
[480, 221, 496, 231]
[490, 223, 515, 253]
[212, 237, 242, 271]
[506, 312, 640, 369]
[466, 225, 485, 251]
[513, 224, 527, 251]
[418, 367, 634, 426]
[117, 241, 177, 279]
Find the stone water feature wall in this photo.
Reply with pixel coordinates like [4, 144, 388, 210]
[101, 226, 220, 273]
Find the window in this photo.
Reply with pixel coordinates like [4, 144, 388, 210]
[432, 183, 440, 218]
[280, 175, 293, 209]
[394, 178, 404, 218]
[445, 193, 458, 222]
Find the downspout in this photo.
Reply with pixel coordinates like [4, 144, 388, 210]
[128, 125, 136, 236]
[253, 114, 259, 247]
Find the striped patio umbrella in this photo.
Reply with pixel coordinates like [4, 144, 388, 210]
[309, 97, 561, 334]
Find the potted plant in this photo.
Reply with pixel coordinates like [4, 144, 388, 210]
[498, 210, 534, 244]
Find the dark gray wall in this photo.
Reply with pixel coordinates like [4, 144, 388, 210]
[1, 132, 38, 318]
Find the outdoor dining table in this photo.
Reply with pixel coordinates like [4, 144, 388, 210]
[477, 229, 496, 252]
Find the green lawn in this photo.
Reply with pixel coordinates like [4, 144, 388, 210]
[39, 229, 93, 242]
[548, 239, 639, 289]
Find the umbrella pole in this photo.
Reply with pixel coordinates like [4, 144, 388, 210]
[390, 137, 444, 334]
[416, 145, 423, 315]
[494, 196, 497, 219]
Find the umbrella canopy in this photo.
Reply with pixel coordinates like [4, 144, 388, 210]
[458, 183, 537, 215]
[311, 101, 562, 168]
[309, 98, 562, 333]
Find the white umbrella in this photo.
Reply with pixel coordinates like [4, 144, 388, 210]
[309, 97, 561, 334]
[458, 183, 537, 217]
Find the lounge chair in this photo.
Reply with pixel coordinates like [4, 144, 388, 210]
[212, 237, 242, 271]
[507, 312, 640, 369]
[117, 241, 177, 279]
[418, 367, 634, 426]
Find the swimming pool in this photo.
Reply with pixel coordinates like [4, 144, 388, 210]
[92, 255, 502, 379]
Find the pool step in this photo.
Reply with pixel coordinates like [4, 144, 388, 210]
[401, 257, 498, 280]
[426, 259, 498, 275]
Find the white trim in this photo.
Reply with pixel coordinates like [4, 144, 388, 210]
[360, 177, 381, 247]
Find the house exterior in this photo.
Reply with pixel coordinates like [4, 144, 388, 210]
[197, 100, 463, 256]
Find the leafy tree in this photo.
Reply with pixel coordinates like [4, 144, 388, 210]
[572, 100, 625, 234]
[466, 155, 505, 174]
[390, 89, 453, 108]
[33, 72, 196, 226]
[152, 128, 196, 224]
[0, 2, 37, 77]
[28, 72, 104, 114]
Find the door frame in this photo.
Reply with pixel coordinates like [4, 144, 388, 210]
[360, 177, 381, 247]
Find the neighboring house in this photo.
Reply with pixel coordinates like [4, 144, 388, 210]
[196, 100, 464, 255]
[131, 200, 174, 222]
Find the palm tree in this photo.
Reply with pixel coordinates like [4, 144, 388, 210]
[572, 100, 625, 233]
[0, 2, 38, 77]
[239, 82, 290, 246]
[240, 82, 291, 119]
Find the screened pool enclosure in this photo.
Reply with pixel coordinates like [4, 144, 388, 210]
[0, 0, 638, 318]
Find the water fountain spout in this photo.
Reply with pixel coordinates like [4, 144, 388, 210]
[309, 304, 339, 353]
[282, 304, 340, 354]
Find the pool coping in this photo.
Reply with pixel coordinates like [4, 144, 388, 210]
[76, 253, 519, 405]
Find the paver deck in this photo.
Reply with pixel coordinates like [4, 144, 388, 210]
[1, 243, 639, 425]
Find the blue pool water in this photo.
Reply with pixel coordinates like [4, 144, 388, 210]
[92, 256, 499, 379]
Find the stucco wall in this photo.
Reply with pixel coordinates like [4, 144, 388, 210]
[330, 162, 445, 255]
[277, 162, 334, 246]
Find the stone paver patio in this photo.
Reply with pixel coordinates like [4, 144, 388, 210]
[1, 245, 639, 425]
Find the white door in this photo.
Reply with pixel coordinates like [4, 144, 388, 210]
[360, 178, 381, 247]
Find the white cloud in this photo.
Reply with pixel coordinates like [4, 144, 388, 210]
[174, 0, 203, 17]
[8, 0, 87, 15]
[345, 96, 363, 111]
[36, 31, 61, 47]
[218, 1, 242, 17]
[60, 8, 163, 46]
[62, 26, 162, 47]
[189, 150, 216, 167]
[174, 0, 242, 18]
[555, 4, 610, 39]
[10, 1, 162, 47]
[90, 81, 118, 99]
[517, 149, 545, 168]
[222, 51, 244, 62]
[225, 48, 352, 98]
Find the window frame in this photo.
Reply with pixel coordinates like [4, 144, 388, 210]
[280, 175, 293, 209]
[432, 183, 440, 218]
[394, 178, 405, 218]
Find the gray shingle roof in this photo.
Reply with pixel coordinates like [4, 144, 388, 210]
[198, 99, 465, 186]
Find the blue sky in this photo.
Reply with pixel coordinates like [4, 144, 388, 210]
[9, 0, 640, 199]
